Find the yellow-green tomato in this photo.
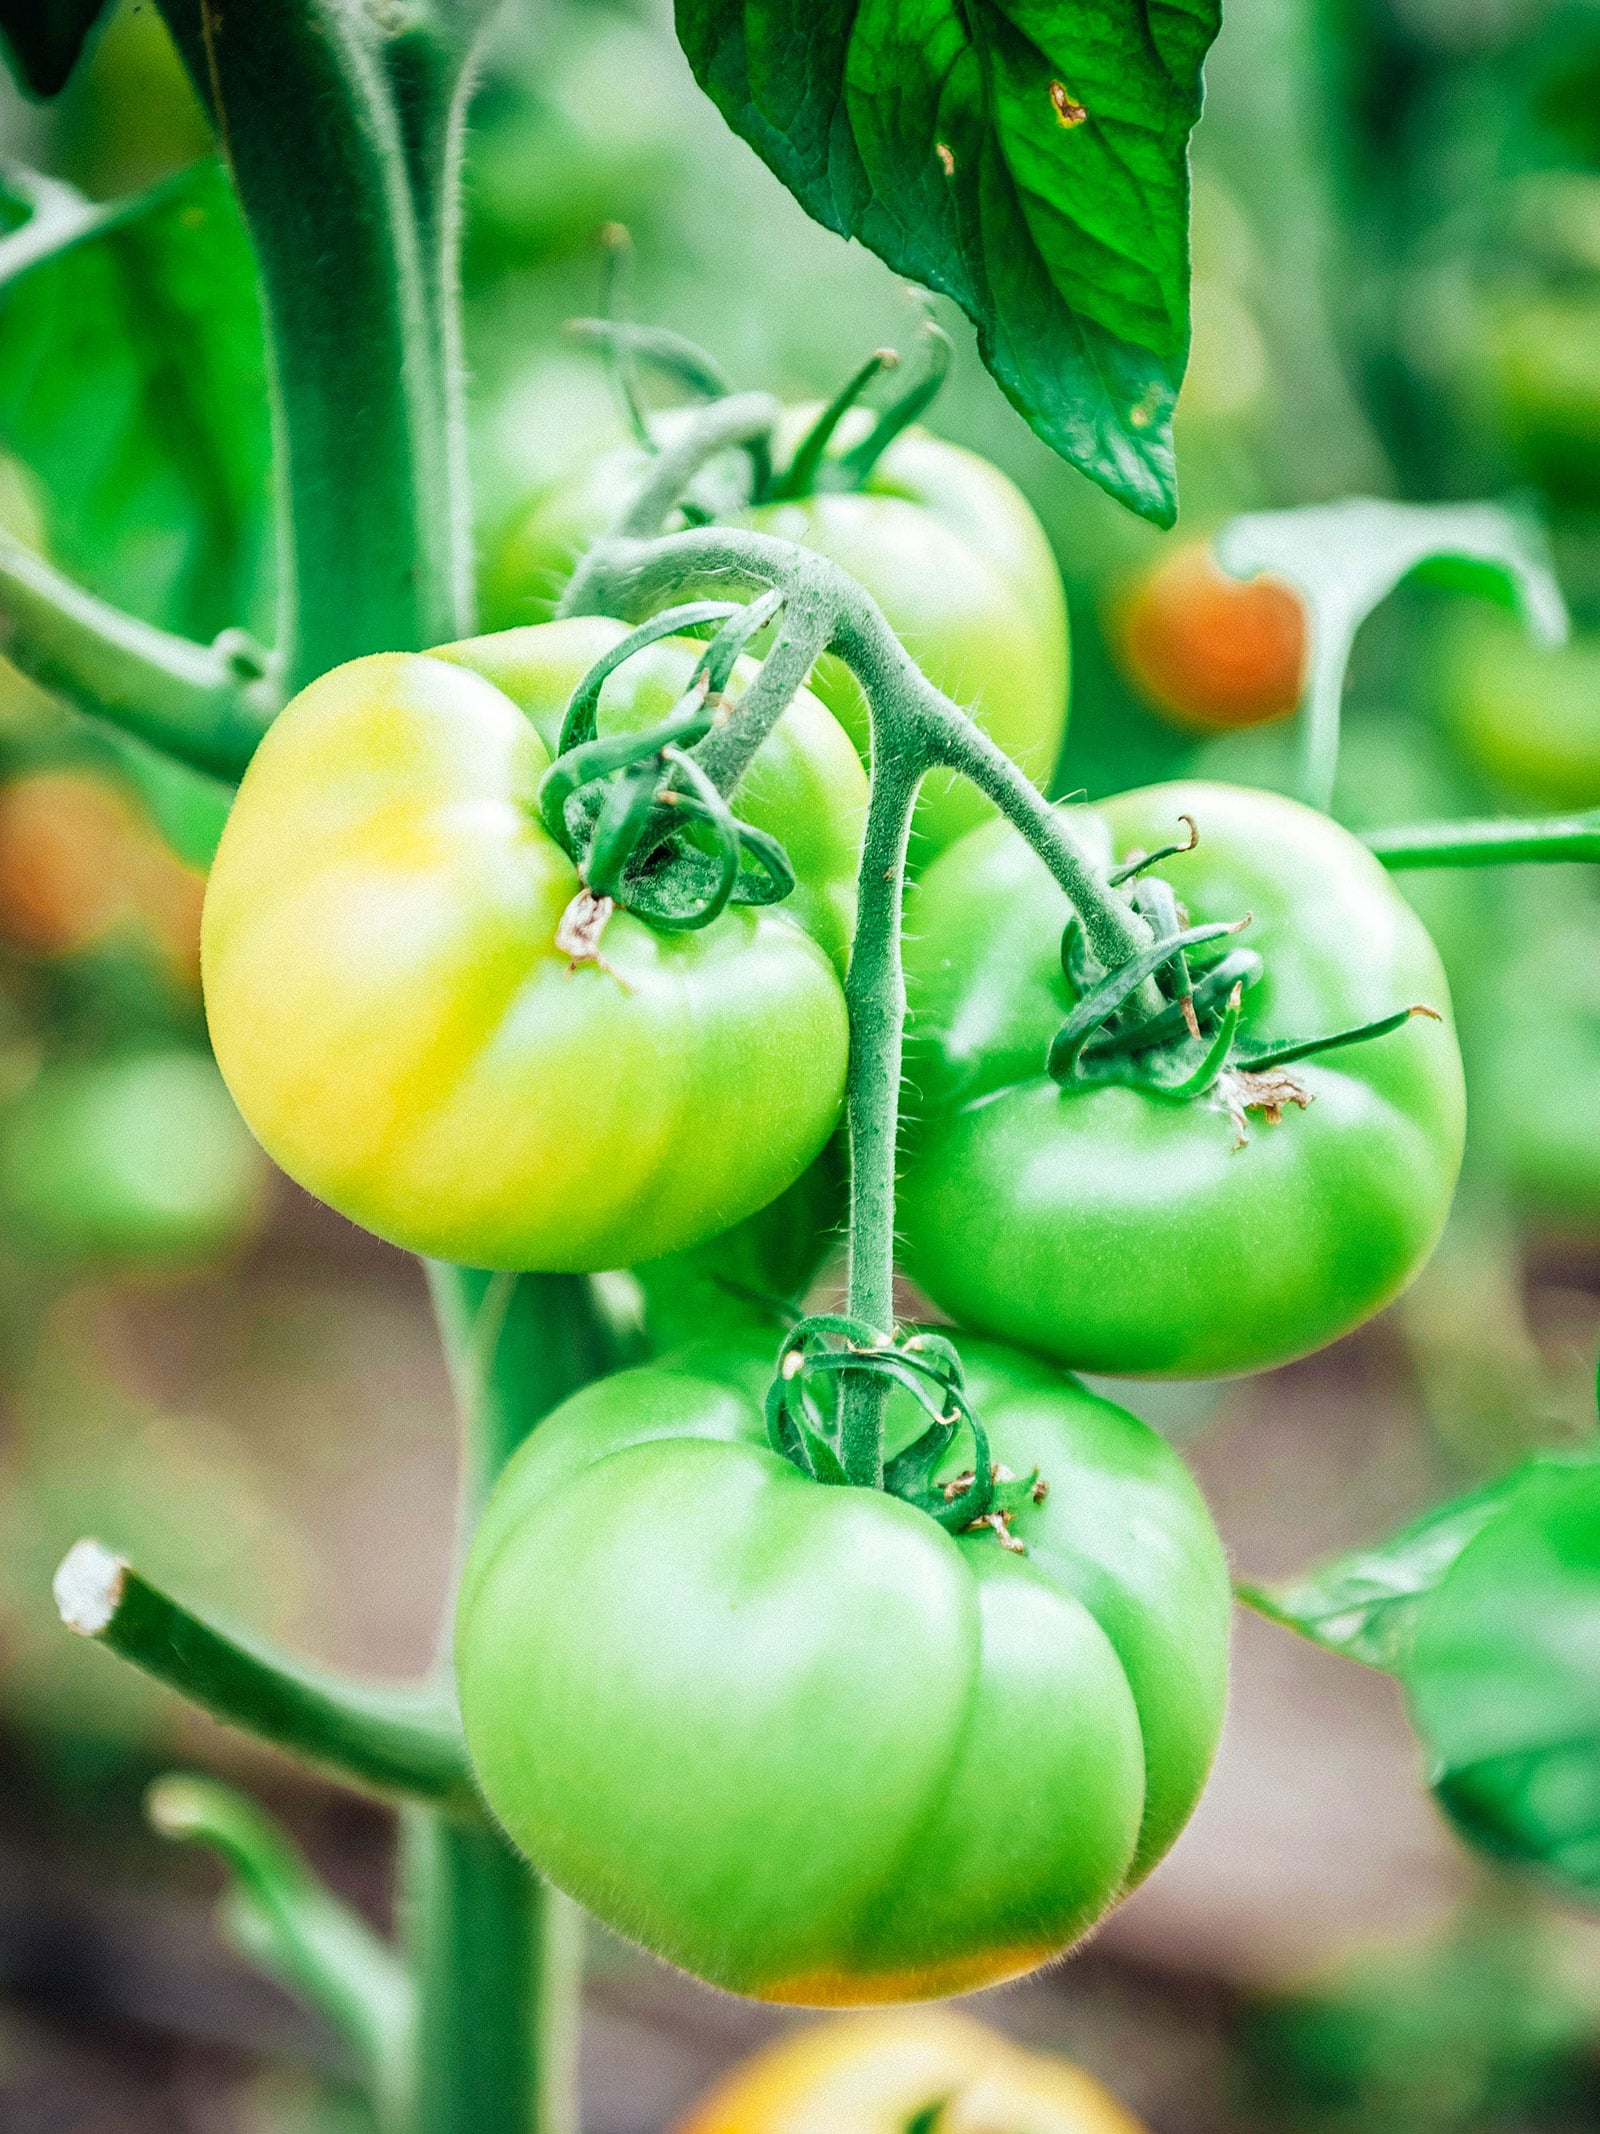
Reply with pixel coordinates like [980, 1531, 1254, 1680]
[899, 783, 1467, 1377]
[455, 1338, 1229, 2004]
[202, 628, 862, 1269]
[1440, 611, 1600, 811]
[485, 412, 1069, 857]
[671, 2008, 1152, 2134]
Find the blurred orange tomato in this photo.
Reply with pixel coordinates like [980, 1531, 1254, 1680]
[1112, 539, 1305, 733]
[671, 2009, 1149, 2134]
[0, 769, 204, 981]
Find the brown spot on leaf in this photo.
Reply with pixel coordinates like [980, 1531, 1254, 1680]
[1050, 82, 1088, 127]
[935, 141, 956, 176]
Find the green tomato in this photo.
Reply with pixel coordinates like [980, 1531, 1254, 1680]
[484, 411, 1068, 856]
[1487, 295, 1600, 509]
[1463, 877, 1600, 1228]
[1440, 611, 1600, 811]
[455, 1336, 1229, 2004]
[0, 1049, 266, 1270]
[898, 781, 1466, 1378]
[202, 623, 863, 1270]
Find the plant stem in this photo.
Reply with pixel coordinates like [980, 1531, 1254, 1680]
[150, 1772, 415, 2118]
[572, 524, 1152, 977]
[839, 740, 923, 1483]
[1366, 814, 1600, 868]
[53, 1540, 472, 1807]
[0, 534, 276, 777]
[154, 1, 478, 683]
[414, 1267, 611, 2134]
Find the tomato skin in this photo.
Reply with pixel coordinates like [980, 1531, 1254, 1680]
[0, 1050, 267, 1270]
[454, 1339, 1228, 2004]
[484, 414, 1069, 857]
[1440, 612, 1600, 812]
[899, 782, 1466, 1378]
[671, 2008, 1150, 2134]
[1111, 541, 1305, 733]
[202, 638, 860, 1271]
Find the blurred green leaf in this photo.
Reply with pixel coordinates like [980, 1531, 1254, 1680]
[0, 159, 271, 640]
[1247, 1450, 1600, 1902]
[1408, 1458, 1600, 1897]
[1236, 1476, 1524, 1670]
[674, 0, 1219, 528]
[0, 0, 111, 98]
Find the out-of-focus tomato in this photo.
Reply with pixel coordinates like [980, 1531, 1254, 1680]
[1111, 539, 1305, 732]
[0, 1049, 268, 1271]
[0, 770, 205, 982]
[1439, 611, 1600, 810]
[671, 2009, 1151, 2134]
[1487, 295, 1600, 509]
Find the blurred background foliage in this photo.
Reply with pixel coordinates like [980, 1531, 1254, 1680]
[0, 0, 1596, 2127]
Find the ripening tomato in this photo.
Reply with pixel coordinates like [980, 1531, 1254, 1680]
[455, 1337, 1229, 2003]
[202, 624, 864, 1270]
[671, 2008, 1151, 2134]
[898, 781, 1466, 1377]
[1111, 540, 1305, 733]
[0, 769, 204, 981]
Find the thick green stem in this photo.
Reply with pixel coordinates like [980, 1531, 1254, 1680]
[155, 1, 479, 680]
[1366, 814, 1600, 868]
[403, 1813, 583, 2134]
[52, 1540, 472, 1807]
[414, 1267, 611, 2134]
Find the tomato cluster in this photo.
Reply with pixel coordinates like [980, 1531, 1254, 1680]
[199, 408, 1469, 2011]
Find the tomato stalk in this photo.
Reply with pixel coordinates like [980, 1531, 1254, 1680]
[1365, 813, 1600, 868]
[571, 505, 1163, 1482]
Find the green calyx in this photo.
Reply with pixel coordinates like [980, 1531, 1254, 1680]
[538, 598, 797, 938]
[765, 1317, 1045, 1549]
[762, 317, 955, 503]
[1050, 824, 1438, 1130]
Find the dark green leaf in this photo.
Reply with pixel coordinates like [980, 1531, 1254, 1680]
[0, 0, 111, 98]
[674, 0, 1220, 527]
[1406, 1458, 1600, 1898]
[0, 160, 271, 641]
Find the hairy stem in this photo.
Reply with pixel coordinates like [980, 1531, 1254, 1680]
[573, 524, 1151, 975]
[53, 1540, 472, 1807]
[155, 1, 480, 681]
[839, 739, 924, 1482]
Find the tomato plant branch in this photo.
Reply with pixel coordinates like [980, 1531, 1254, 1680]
[568, 525, 1153, 976]
[0, 533, 278, 778]
[150, 1773, 414, 2121]
[414, 1265, 609, 2134]
[1365, 813, 1600, 868]
[53, 1539, 475, 1809]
